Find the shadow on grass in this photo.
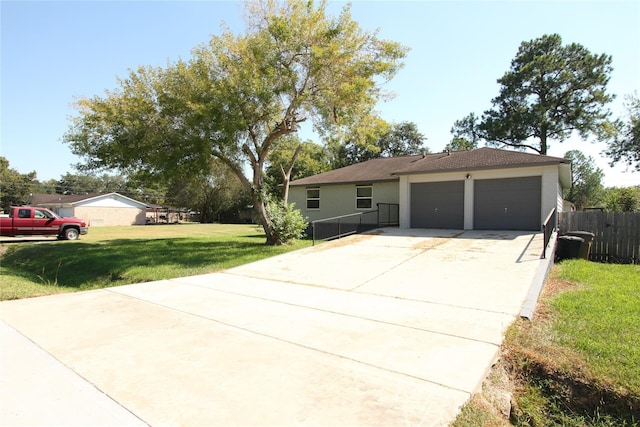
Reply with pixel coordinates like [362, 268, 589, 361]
[1, 236, 293, 290]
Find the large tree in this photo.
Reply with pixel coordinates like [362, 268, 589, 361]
[64, 0, 406, 245]
[564, 150, 604, 209]
[166, 160, 251, 223]
[606, 94, 640, 171]
[603, 186, 640, 212]
[456, 34, 614, 155]
[264, 135, 330, 202]
[0, 157, 36, 211]
[328, 121, 428, 168]
[445, 113, 481, 152]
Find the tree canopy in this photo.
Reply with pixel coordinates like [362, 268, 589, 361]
[264, 135, 330, 202]
[606, 94, 640, 171]
[166, 160, 251, 223]
[328, 121, 428, 168]
[454, 34, 614, 155]
[64, 0, 407, 245]
[0, 157, 36, 211]
[564, 150, 604, 209]
[445, 113, 481, 152]
[603, 186, 640, 212]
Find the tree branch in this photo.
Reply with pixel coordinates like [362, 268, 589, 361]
[280, 144, 303, 204]
[211, 149, 252, 191]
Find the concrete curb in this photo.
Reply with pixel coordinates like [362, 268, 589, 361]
[520, 231, 557, 320]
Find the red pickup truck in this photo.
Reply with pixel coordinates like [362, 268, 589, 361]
[0, 206, 88, 240]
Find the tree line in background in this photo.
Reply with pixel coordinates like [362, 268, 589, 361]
[4, 2, 640, 243]
[2, 141, 638, 221]
[0, 120, 429, 219]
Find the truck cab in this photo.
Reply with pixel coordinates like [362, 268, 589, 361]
[0, 207, 88, 240]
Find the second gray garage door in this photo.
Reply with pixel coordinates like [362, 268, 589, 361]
[411, 181, 464, 229]
[474, 176, 541, 231]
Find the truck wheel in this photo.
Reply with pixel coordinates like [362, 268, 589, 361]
[63, 228, 80, 240]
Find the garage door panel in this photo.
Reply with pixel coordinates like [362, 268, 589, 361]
[474, 177, 541, 231]
[411, 181, 464, 229]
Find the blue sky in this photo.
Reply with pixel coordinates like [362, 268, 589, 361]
[2, 1, 639, 186]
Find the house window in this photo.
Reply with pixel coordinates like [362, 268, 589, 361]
[306, 187, 320, 209]
[356, 185, 373, 209]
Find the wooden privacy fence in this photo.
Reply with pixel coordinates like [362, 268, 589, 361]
[558, 211, 640, 264]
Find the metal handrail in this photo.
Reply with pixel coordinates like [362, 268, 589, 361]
[311, 210, 378, 245]
[312, 211, 370, 245]
[376, 203, 400, 227]
[542, 207, 557, 259]
[310, 203, 400, 245]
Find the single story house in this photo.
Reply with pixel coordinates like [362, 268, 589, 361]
[289, 147, 572, 231]
[31, 192, 149, 226]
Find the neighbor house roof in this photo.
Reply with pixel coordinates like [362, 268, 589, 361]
[31, 192, 149, 208]
[290, 147, 571, 186]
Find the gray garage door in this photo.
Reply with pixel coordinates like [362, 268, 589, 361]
[411, 181, 464, 229]
[474, 176, 541, 231]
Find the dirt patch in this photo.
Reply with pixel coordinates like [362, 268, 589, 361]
[411, 231, 464, 251]
[309, 233, 377, 252]
[464, 275, 640, 425]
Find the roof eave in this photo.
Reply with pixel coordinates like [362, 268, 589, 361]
[34, 202, 74, 208]
[392, 161, 569, 176]
[290, 177, 399, 187]
[559, 163, 572, 189]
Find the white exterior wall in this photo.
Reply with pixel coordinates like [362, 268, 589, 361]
[289, 181, 399, 222]
[399, 165, 561, 229]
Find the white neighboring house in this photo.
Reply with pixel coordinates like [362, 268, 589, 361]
[31, 193, 149, 226]
[289, 147, 572, 231]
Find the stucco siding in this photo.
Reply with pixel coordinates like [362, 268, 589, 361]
[74, 207, 147, 226]
[290, 181, 399, 222]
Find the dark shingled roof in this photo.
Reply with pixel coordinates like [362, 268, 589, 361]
[30, 192, 149, 208]
[289, 155, 422, 186]
[290, 147, 569, 186]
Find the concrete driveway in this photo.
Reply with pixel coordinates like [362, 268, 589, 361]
[1, 228, 549, 426]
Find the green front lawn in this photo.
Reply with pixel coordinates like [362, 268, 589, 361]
[552, 261, 640, 396]
[0, 223, 311, 300]
[453, 260, 640, 426]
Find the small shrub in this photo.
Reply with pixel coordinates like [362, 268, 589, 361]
[266, 199, 308, 244]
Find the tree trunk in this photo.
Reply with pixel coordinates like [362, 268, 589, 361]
[248, 160, 282, 246]
[253, 198, 281, 245]
[281, 144, 303, 204]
